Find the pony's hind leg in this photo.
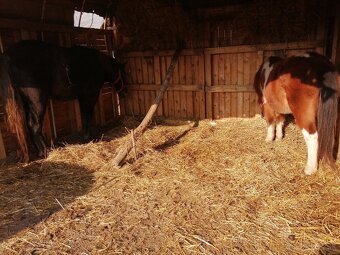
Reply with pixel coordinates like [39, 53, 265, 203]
[301, 129, 318, 175]
[266, 123, 275, 142]
[262, 103, 276, 142]
[275, 114, 285, 140]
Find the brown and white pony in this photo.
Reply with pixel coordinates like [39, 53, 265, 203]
[254, 52, 339, 175]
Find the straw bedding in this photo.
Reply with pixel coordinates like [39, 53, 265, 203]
[0, 116, 339, 255]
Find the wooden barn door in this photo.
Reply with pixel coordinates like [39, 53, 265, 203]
[121, 50, 205, 119]
[121, 41, 323, 121]
[205, 49, 262, 119]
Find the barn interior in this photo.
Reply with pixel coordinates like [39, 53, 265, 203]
[1, 0, 339, 159]
[0, 0, 339, 254]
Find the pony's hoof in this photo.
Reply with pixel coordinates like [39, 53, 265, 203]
[276, 135, 283, 140]
[304, 165, 317, 175]
[265, 137, 274, 142]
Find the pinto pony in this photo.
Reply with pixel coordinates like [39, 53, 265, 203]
[0, 40, 127, 162]
[254, 52, 339, 175]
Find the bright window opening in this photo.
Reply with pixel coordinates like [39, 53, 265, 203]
[74, 10, 104, 29]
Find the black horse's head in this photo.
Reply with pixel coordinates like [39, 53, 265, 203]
[110, 59, 128, 98]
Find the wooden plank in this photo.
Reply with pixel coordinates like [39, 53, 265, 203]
[237, 53, 244, 86]
[225, 53, 231, 86]
[138, 90, 145, 115]
[132, 91, 140, 116]
[164, 57, 174, 117]
[249, 52, 258, 116]
[192, 55, 199, 85]
[154, 55, 161, 85]
[244, 52, 250, 86]
[162, 91, 169, 117]
[231, 53, 238, 86]
[179, 56, 186, 84]
[218, 93, 225, 118]
[243, 92, 250, 117]
[230, 92, 237, 117]
[181, 56, 192, 117]
[185, 55, 193, 84]
[147, 57, 154, 84]
[123, 41, 321, 58]
[198, 54, 206, 119]
[135, 57, 143, 84]
[218, 54, 225, 118]
[186, 92, 194, 118]
[225, 93, 231, 117]
[0, 128, 7, 160]
[205, 52, 213, 118]
[142, 57, 149, 84]
[174, 90, 181, 118]
[128, 58, 137, 84]
[161, 56, 170, 116]
[212, 54, 219, 86]
[218, 54, 225, 85]
[123, 48, 204, 57]
[212, 92, 219, 119]
[212, 54, 220, 119]
[204, 41, 323, 55]
[249, 93, 257, 117]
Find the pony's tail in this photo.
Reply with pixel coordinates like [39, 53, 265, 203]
[317, 71, 339, 169]
[0, 55, 30, 162]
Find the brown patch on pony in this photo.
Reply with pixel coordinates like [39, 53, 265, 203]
[4, 85, 30, 162]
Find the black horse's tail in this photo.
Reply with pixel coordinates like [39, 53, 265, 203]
[0, 55, 30, 162]
[317, 71, 339, 169]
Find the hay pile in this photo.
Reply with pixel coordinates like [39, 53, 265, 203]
[0, 116, 339, 255]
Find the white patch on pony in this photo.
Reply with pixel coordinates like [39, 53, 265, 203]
[323, 71, 338, 90]
[276, 120, 284, 140]
[262, 61, 274, 87]
[265, 124, 275, 142]
[302, 129, 318, 175]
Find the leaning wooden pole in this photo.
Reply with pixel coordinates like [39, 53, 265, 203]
[112, 47, 182, 167]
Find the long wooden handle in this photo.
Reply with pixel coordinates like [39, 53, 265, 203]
[112, 47, 182, 167]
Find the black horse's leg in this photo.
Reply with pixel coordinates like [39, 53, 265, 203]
[20, 88, 48, 158]
[78, 91, 100, 142]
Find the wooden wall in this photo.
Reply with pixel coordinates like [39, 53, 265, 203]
[0, 19, 120, 158]
[121, 41, 324, 120]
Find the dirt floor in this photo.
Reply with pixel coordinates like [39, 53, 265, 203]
[0, 116, 339, 255]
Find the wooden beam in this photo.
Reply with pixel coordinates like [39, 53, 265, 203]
[0, 129, 6, 160]
[205, 85, 255, 92]
[128, 84, 204, 91]
[0, 17, 113, 35]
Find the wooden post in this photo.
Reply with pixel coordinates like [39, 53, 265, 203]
[0, 33, 6, 159]
[112, 47, 182, 167]
[0, 129, 6, 160]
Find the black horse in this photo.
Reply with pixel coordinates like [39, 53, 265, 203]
[0, 40, 127, 162]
